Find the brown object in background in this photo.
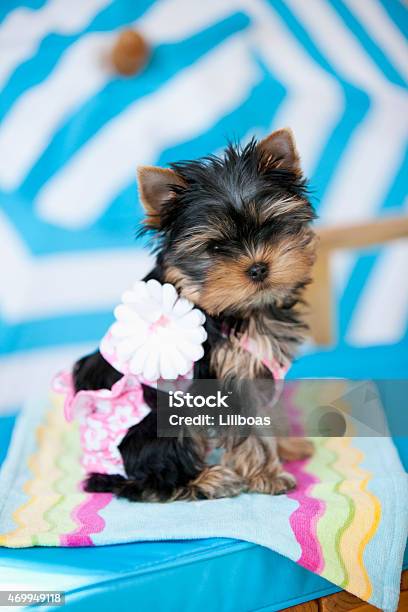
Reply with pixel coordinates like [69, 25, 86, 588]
[111, 29, 149, 76]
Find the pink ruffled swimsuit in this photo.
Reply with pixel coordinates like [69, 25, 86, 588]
[54, 327, 290, 476]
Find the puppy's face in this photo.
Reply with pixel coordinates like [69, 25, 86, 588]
[138, 129, 316, 316]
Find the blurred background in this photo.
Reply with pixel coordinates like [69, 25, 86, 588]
[0, 0, 407, 417]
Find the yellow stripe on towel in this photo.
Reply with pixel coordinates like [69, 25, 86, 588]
[330, 437, 381, 601]
[1, 395, 68, 547]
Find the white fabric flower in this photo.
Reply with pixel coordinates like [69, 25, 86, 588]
[107, 279, 207, 381]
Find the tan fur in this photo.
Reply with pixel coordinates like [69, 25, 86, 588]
[175, 217, 234, 255]
[164, 265, 201, 303]
[165, 228, 315, 320]
[173, 465, 244, 501]
[211, 313, 304, 384]
[260, 196, 308, 222]
[199, 230, 316, 316]
[208, 313, 315, 497]
[211, 335, 266, 381]
[258, 127, 301, 174]
[222, 435, 296, 495]
[137, 166, 185, 228]
[175, 230, 216, 254]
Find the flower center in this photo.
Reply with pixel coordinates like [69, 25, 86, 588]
[149, 314, 170, 333]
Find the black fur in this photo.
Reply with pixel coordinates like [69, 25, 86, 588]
[84, 410, 205, 502]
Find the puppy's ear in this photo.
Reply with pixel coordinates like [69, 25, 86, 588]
[258, 128, 301, 174]
[137, 166, 185, 228]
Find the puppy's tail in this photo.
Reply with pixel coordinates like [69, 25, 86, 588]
[84, 466, 244, 502]
[84, 471, 187, 502]
[84, 473, 147, 502]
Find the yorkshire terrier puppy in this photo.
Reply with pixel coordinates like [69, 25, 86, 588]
[73, 128, 316, 502]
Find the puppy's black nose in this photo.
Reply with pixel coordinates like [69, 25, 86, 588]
[247, 262, 268, 282]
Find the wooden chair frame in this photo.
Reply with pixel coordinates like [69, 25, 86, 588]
[284, 570, 408, 611]
[306, 216, 408, 345]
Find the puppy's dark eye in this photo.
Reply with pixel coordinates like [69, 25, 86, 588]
[208, 242, 222, 254]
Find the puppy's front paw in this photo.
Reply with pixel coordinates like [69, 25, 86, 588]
[247, 471, 297, 495]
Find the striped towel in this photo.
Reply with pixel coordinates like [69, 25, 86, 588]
[0, 383, 407, 611]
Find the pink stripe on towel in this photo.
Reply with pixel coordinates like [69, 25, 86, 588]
[286, 458, 325, 573]
[60, 492, 112, 547]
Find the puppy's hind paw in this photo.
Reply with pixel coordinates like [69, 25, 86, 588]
[175, 466, 245, 501]
[247, 471, 297, 495]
